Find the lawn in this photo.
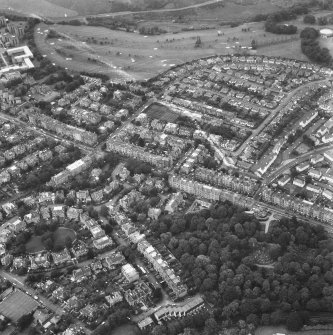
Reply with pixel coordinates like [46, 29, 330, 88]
[53, 227, 76, 248]
[25, 227, 76, 253]
[110, 324, 140, 335]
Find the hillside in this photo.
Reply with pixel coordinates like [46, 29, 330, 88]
[47, 0, 213, 15]
[0, 0, 78, 17]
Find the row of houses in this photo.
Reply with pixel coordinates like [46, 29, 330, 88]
[261, 186, 333, 223]
[26, 109, 98, 146]
[109, 208, 187, 299]
[107, 140, 173, 168]
[195, 166, 258, 196]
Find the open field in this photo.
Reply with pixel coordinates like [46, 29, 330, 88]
[0, 289, 39, 321]
[35, 21, 308, 81]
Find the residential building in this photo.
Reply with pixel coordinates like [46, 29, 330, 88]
[124, 281, 152, 307]
[93, 236, 113, 250]
[52, 249, 71, 265]
[121, 263, 139, 283]
[154, 296, 205, 322]
[165, 192, 183, 213]
[296, 162, 310, 172]
[293, 178, 306, 188]
[105, 291, 123, 307]
[104, 252, 125, 269]
[90, 226, 105, 239]
[278, 175, 290, 187]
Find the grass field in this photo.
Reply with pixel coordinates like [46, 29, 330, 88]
[146, 103, 179, 122]
[110, 324, 140, 335]
[0, 289, 39, 321]
[26, 227, 76, 253]
[35, 20, 308, 81]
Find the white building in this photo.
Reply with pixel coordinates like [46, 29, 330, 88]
[121, 263, 139, 283]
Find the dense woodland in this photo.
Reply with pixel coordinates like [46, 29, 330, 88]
[301, 27, 333, 66]
[148, 202, 333, 334]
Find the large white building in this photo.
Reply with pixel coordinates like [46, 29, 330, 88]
[320, 28, 333, 38]
[121, 263, 139, 283]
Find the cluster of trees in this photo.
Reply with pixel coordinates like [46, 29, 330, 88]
[68, 152, 121, 191]
[4, 77, 23, 89]
[91, 303, 131, 335]
[300, 28, 333, 66]
[202, 123, 236, 140]
[17, 313, 34, 331]
[265, 21, 297, 35]
[58, 20, 83, 26]
[139, 26, 167, 35]
[126, 158, 152, 175]
[253, 5, 309, 22]
[303, 14, 332, 25]
[303, 14, 316, 24]
[260, 6, 310, 35]
[149, 202, 333, 333]
[46, 29, 62, 39]
[6, 230, 31, 256]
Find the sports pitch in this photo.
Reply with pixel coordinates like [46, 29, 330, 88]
[145, 103, 179, 122]
[0, 289, 39, 321]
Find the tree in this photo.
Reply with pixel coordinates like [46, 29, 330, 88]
[303, 14, 316, 24]
[195, 36, 202, 48]
[100, 205, 109, 218]
[17, 313, 34, 330]
[286, 312, 304, 331]
[65, 236, 73, 249]
[204, 318, 218, 335]
[251, 39, 257, 50]
[152, 287, 163, 303]
[318, 16, 328, 25]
